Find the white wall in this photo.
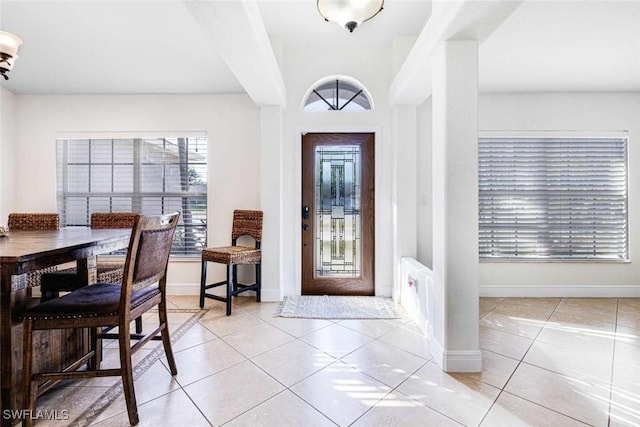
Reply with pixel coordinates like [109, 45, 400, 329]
[4, 42, 408, 301]
[479, 92, 640, 296]
[417, 92, 640, 296]
[0, 88, 16, 223]
[8, 94, 260, 291]
[392, 105, 418, 300]
[280, 46, 396, 298]
[416, 98, 432, 268]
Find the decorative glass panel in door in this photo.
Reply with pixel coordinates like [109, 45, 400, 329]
[302, 133, 374, 295]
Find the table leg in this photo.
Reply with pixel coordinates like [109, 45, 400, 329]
[1, 273, 27, 426]
[76, 255, 97, 286]
[1, 264, 93, 426]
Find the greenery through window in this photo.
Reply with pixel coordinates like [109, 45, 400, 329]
[56, 136, 207, 256]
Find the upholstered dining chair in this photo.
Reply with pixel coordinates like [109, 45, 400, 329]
[21, 212, 180, 427]
[40, 212, 142, 332]
[200, 209, 262, 316]
[7, 213, 60, 295]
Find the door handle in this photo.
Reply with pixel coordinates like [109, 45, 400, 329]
[302, 224, 309, 231]
[302, 205, 310, 219]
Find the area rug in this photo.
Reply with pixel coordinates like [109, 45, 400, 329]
[277, 295, 398, 319]
[70, 308, 207, 426]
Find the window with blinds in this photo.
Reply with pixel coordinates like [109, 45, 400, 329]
[479, 135, 628, 261]
[56, 136, 207, 256]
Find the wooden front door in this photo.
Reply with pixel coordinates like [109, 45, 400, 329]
[301, 133, 375, 295]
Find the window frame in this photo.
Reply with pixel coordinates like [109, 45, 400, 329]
[478, 131, 629, 262]
[302, 76, 374, 112]
[55, 133, 208, 258]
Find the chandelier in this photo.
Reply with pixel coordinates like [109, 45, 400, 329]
[0, 31, 23, 80]
[317, 0, 384, 33]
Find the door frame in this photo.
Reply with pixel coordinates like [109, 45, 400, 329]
[301, 133, 375, 295]
[294, 125, 383, 297]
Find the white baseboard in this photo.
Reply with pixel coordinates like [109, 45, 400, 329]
[167, 283, 200, 295]
[442, 350, 483, 372]
[166, 283, 282, 302]
[429, 337, 445, 368]
[480, 285, 640, 298]
[429, 337, 483, 373]
[260, 289, 282, 302]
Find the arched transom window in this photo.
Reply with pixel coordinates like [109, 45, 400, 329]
[303, 77, 373, 111]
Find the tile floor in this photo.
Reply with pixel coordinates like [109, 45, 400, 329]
[33, 296, 640, 426]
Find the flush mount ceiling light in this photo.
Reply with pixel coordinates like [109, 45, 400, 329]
[0, 30, 23, 80]
[317, 0, 384, 33]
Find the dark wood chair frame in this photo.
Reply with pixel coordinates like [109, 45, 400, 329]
[40, 212, 143, 333]
[200, 210, 262, 316]
[20, 212, 180, 427]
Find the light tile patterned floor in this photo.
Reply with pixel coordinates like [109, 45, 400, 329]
[32, 296, 640, 426]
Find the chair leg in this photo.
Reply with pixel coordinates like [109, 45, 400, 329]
[158, 299, 178, 376]
[256, 263, 261, 302]
[226, 264, 233, 316]
[22, 319, 36, 427]
[232, 265, 238, 292]
[119, 322, 139, 426]
[40, 289, 60, 302]
[135, 316, 143, 334]
[199, 259, 207, 308]
[89, 326, 102, 370]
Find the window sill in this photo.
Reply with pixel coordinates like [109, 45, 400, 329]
[480, 258, 630, 264]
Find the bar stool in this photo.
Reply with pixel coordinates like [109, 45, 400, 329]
[40, 212, 142, 332]
[21, 213, 180, 427]
[200, 210, 262, 316]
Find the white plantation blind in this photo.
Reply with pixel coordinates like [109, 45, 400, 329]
[56, 137, 207, 256]
[479, 135, 628, 260]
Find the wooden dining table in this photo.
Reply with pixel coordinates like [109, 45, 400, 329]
[0, 227, 131, 426]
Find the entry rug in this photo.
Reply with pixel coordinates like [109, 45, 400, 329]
[277, 295, 399, 319]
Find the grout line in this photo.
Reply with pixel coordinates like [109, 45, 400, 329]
[72, 297, 631, 426]
[497, 390, 596, 426]
[476, 296, 563, 426]
[75, 308, 208, 426]
[606, 298, 619, 427]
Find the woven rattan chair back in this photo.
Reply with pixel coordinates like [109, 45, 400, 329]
[8, 213, 59, 230]
[21, 212, 180, 427]
[90, 212, 138, 229]
[200, 209, 262, 316]
[7, 213, 60, 292]
[231, 210, 263, 242]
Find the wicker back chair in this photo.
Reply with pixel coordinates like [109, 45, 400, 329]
[200, 209, 262, 315]
[21, 213, 180, 427]
[90, 212, 139, 230]
[41, 213, 139, 300]
[7, 213, 60, 292]
[8, 213, 60, 231]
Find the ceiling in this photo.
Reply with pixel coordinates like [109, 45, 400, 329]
[480, 0, 640, 92]
[0, 0, 638, 96]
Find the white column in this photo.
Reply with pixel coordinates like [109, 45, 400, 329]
[391, 105, 418, 300]
[431, 40, 481, 372]
[260, 105, 284, 301]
